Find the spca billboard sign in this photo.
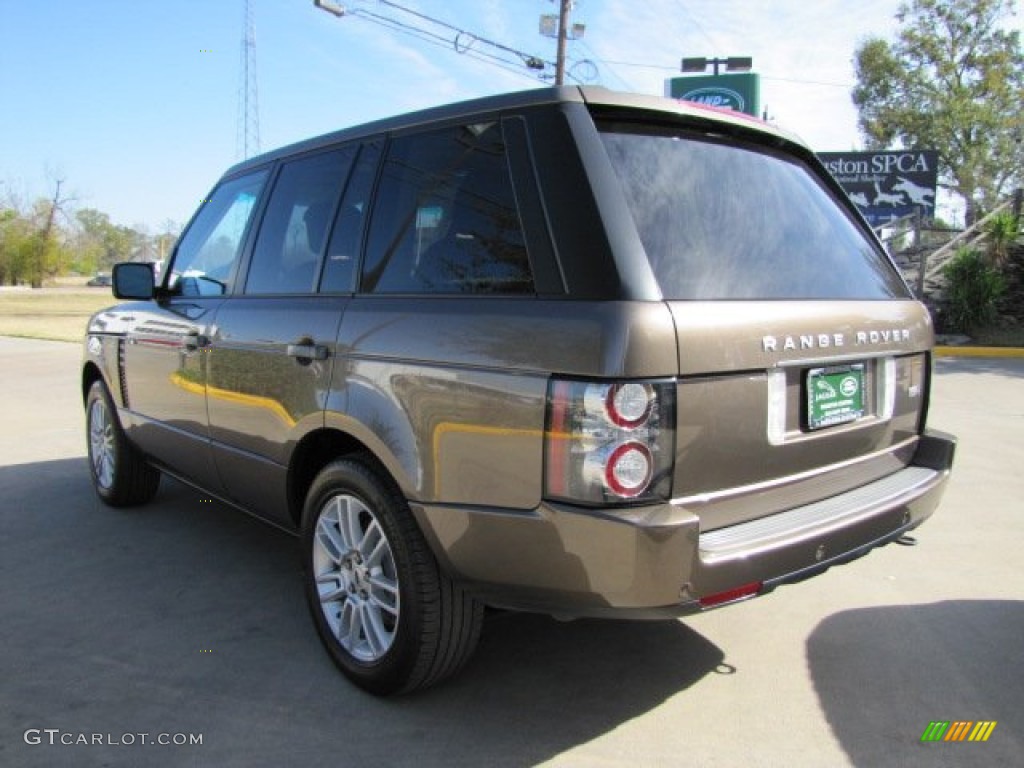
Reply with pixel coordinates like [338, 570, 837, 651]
[817, 150, 938, 227]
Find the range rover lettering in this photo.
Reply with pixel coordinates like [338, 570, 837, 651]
[82, 87, 956, 695]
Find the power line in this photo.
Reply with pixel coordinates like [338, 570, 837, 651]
[575, 40, 635, 91]
[591, 57, 676, 71]
[583, 55, 855, 89]
[317, 0, 556, 83]
[364, 8, 540, 78]
[357, 9, 543, 81]
[374, 0, 547, 67]
[673, 0, 725, 52]
[761, 74, 854, 89]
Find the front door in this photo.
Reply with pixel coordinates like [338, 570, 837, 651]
[121, 169, 269, 494]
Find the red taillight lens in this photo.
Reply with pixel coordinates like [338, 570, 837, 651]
[544, 378, 675, 505]
[604, 441, 653, 497]
[606, 382, 654, 428]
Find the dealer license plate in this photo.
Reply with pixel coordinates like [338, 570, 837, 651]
[806, 364, 866, 430]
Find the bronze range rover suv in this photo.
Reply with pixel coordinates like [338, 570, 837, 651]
[82, 86, 955, 694]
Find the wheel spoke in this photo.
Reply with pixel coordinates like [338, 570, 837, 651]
[343, 600, 364, 651]
[369, 592, 399, 619]
[99, 454, 114, 488]
[368, 529, 397, 573]
[357, 518, 382, 561]
[337, 496, 364, 551]
[369, 572, 398, 605]
[314, 512, 346, 563]
[359, 601, 391, 656]
[316, 571, 347, 604]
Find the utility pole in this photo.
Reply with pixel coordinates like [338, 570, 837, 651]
[541, 1, 584, 85]
[555, 0, 570, 86]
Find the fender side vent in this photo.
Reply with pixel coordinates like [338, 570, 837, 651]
[118, 338, 130, 408]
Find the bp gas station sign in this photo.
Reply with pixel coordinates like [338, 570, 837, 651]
[665, 73, 761, 118]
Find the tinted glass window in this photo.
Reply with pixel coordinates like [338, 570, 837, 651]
[321, 142, 381, 293]
[169, 170, 268, 296]
[361, 122, 533, 295]
[598, 125, 908, 300]
[245, 149, 354, 295]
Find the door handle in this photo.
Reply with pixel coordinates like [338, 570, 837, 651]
[287, 342, 329, 362]
[184, 330, 209, 352]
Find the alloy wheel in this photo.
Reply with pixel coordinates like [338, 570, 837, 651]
[312, 493, 400, 662]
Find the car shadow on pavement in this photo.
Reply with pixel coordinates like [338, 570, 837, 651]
[2, 457, 723, 768]
[807, 600, 1024, 768]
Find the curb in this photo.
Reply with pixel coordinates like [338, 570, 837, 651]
[934, 346, 1024, 358]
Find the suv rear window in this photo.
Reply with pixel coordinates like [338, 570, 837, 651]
[598, 122, 909, 300]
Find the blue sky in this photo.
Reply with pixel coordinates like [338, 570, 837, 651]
[3, 0, 1017, 232]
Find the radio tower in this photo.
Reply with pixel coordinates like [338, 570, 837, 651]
[237, 0, 260, 160]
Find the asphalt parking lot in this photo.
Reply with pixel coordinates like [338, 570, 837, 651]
[1, 335, 1021, 768]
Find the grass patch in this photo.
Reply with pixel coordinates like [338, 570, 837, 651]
[0, 288, 118, 342]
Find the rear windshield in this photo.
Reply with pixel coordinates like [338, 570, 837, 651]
[597, 122, 909, 300]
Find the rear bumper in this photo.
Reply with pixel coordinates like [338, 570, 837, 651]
[411, 429, 956, 619]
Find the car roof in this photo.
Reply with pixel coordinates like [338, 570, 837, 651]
[224, 85, 807, 177]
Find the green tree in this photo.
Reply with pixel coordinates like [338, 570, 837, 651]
[24, 179, 73, 288]
[942, 247, 1006, 330]
[852, 0, 1024, 223]
[76, 208, 149, 270]
[0, 207, 29, 285]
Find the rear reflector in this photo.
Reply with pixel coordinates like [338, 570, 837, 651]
[698, 582, 763, 609]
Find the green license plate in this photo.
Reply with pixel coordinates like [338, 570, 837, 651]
[806, 364, 866, 430]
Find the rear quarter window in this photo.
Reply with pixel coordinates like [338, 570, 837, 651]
[598, 123, 909, 300]
[361, 122, 534, 295]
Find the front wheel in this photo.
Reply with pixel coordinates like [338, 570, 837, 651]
[86, 380, 160, 507]
[301, 457, 483, 695]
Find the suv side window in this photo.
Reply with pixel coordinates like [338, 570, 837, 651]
[245, 149, 355, 295]
[168, 170, 268, 296]
[361, 122, 533, 295]
[320, 142, 381, 293]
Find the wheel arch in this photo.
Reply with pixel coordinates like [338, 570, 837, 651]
[82, 361, 104, 405]
[287, 428, 400, 528]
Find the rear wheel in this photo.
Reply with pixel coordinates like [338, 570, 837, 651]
[86, 380, 160, 507]
[301, 457, 483, 695]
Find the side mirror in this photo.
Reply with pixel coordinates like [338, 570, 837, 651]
[112, 262, 156, 300]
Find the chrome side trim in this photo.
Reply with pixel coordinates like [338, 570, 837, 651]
[774, 349, 904, 368]
[672, 436, 919, 507]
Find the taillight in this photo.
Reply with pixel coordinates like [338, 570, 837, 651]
[544, 378, 675, 505]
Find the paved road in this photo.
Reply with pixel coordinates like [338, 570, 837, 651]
[1, 336, 1020, 768]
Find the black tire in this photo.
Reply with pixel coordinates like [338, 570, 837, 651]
[301, 457, 483, 695]
[85, 380, 160, 507]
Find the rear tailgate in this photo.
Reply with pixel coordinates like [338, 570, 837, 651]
[668, 299, 933, 531]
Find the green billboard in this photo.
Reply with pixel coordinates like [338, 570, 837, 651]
[666, 73, 761, 117]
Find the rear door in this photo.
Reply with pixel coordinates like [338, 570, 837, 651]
[206, 144, 377, 524]
[596, 121, 932, 530]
